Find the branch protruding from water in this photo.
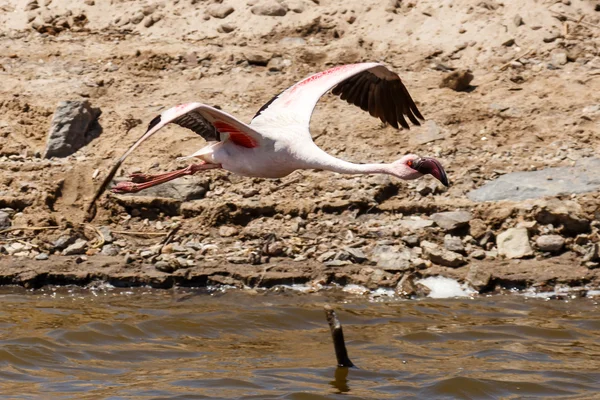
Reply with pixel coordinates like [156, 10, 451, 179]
[324, 305, 355, 368]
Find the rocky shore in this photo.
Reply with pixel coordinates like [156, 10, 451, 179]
[0, 0, 599, 296]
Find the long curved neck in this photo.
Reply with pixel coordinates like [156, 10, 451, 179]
[300, 145, 392, 176]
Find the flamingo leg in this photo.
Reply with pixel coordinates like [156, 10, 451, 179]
[111, 162, 221, 194]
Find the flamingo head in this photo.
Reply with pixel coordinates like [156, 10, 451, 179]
[390, 154, 450, 187]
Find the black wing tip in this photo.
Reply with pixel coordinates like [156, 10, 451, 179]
[147, 115, 161, 131]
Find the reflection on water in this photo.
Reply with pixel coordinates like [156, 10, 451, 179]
[0, 286, 599, 399]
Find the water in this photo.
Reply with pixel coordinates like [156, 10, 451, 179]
[0, 286, 599, 399]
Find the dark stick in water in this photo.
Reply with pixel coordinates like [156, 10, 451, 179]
[324, 305, 355, 368]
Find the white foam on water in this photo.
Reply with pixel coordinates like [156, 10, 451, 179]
[417, 276, 475, 299]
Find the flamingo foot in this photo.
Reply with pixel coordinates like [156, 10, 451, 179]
[112, 181, 142, 194]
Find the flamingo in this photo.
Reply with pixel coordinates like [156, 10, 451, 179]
[96, 62, 449, 202]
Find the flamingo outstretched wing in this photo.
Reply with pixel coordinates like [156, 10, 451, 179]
[250, 63, 424, 133]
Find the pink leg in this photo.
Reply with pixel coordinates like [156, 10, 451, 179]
[111, 163, 221, 194]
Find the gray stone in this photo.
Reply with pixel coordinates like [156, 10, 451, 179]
[35, 253, 49, 261]
[402, 235, 420, 247]
[251, 1, 287, 16]
[63, 239, 88, 256]
[371, 245, 412, 271]
[207, 4, 234, 19]
[409, 120, 445, 146]
[468, 158, 600, 202]
[98, 226, 114, 243]
[44, 101, 101, 158]
[497, 228, 533, 259]
[344, 247, 368, 263]
[53, 235, 77, 250]
[421, 240, 467, 268]
[466, 264, 491, 292]
[535, 235, 565, 253]
[0, 211, 11, 229]
[431, 211, 472, 231]
[100, 244, 119, 256]
[444, 235, 465, 253]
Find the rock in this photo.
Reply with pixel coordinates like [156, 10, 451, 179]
[63, 239, 88, 256]
[497, 228, 533, 259]
[466, 264, 492, 292]
[401, 235, 420, 247]
[219, 226, 239, 237]
[317, 251, 336, 263]
[513, 14, 524, 27]
[267, 57, 290, 71]
[470, 249, 486, 260]
[468, 158, 600, 202]
[98, 226, 114, 243]
[439, 70, 474, 91]
[251, 0, 287, 16]
[287, 0, 305, 13]
[155, 260, 175, 273]
[421, 240, 467, 268]
[243, 50, 272, 66]
[53, 235, 77, 251]
[396, 273, 430, 298]
[100, 244, 119, 256]
[535, 199, 590, 235]
[0, 211, 11, 229]
[469, 218, 487, 240]
[398, 218, 435, 231]
[44, 101, 101, 158]
[25, 0, 39, 11]
[218, 23, 236, 33]
[551, 51, 568, 66]
[431, 211, 472, 231]
[535, 235, 565, 253]
[35, 253, 49, 261]
[344, 247, 368, 263]
[444, 235, 464, 253]
[371, 245, 412, 271]
[207, 4, 234, 19]
[409, 120, 445, 146]
[583, 244, 600, 263]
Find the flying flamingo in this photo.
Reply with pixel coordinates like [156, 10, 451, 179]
[93, 62, 449, 206]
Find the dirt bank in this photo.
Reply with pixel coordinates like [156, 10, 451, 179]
[0, 0, 599, 295]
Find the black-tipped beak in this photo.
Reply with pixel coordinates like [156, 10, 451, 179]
[414, 157, 450, 187]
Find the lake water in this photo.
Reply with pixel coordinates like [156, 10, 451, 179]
[0, 286, 599, 399]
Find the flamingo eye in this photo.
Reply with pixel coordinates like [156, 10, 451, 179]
[407, 160, 413, 167]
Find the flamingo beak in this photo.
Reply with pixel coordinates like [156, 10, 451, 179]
[414, 157, 450, 187]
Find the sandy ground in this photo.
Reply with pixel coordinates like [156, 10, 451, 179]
[0, 0, 599, 295]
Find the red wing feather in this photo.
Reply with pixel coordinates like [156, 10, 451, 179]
[214, 121, 259, 148]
